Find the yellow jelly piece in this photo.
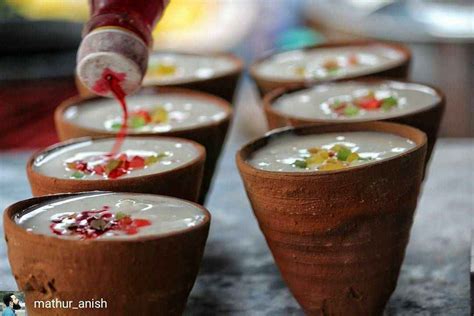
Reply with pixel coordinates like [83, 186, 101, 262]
[331, 144, 351, 153]
[150, 63, 177, 76]
[347, 152, 359, 163]
[151, 107, 169, 123]
[319, 159, 346, 171]
[319, 150, 329, 159]
[294, 66, 306, 77]
[306, 154, 326, 166]
[105, 160, 121, 174]
[145, 153, 168, 166]
[308, 147, 320, 154]
[330, 144, 343, 152]
[144, 155, 159, 166]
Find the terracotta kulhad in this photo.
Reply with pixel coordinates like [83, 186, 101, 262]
[237, 122, 427, 315]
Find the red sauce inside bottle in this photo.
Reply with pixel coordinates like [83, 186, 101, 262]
[86, 0, 166, 45]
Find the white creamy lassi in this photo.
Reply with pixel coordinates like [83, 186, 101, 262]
[272, 81, 440, 121]
[248, 132, 416, 172]
[33, 137, 200, 180]
[144, 52, 238, 85]
[254, 44, 406, 81]
[15, 192, 207, 240]
[63, 93, 228, 134]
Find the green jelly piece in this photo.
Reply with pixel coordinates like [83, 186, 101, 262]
[130, 116, 146, 129]
[144, 155, 159, 166]
[327, 68, 339, 75]
[144, 153, 167, 166]
[293, 160, 307, 169]
[343, 104, 360, 116]
[71, 171, 85, 179]
[111, 122, 122, 130]
[115, 212, 129, 220]
[330, 100, 342, 109]
[105, 159, 121, 173]
[381, 96, 398, 111]
[336, 146, 352, 161]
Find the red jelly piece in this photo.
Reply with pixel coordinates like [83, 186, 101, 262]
[135, 110, 152, 123]
[348, 54, 358, 65]
[108, 168, 127, 179]
[125, 227, 138, 235]
[94, 165, 105, 175]
[75, 161, 88, 171]
[357, 98, 381, 110]
[133, 219, 151, 228]
[119, 216, 133, 226]
[332, 103, 347, 113]
[122, 160, 130, 170]
[118, 154, 128, 161]
[49, 223, 63, 235]
[129, 156, 146, 168]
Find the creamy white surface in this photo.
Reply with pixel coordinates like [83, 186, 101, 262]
[64, 94, 228, 133]
[255, 44, 405, 81]
[273, 81, 440, 121]
[248, 132, 416, 172]
[144, 52, 237, 85]
[33, 138, 199, 179]
[15, 192, 207, 239]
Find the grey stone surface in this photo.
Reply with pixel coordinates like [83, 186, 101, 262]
[0, 83, 471, 315]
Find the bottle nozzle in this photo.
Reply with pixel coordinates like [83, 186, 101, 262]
[76, 28, 149, 97]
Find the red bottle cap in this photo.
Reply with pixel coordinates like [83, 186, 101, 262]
[76, 27, 149, 97]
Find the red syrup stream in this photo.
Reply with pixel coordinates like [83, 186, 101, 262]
[106, 74, 128, 155]
[91, 68, 129, 155]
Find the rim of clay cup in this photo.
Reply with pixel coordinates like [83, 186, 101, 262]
[27, 135, 206, 185]
[145, 51, 244, 85]
[237, 121, 427, 178]
[4, 191, 211, 244]
[263, 77, 445, 124]
[249, 40, 411, 85]
[55, 86, 233, 136]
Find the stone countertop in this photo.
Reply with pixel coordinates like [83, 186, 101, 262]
[0, 83, 471, 315]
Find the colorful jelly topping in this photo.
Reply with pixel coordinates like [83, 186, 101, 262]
[328, 90, 398, 117]
[110, 106, 169, 130]
[33, 138, 200, 180]
[64, 94, 228, 133]
[49, 207, 151, 239]
[16, 193, 207, 240]
[272, 82, 440, 121]
[255, 44, 405, 81]
[144, 53, 237, 84]
[292, 144, 371, 171]
[148, 62, 177, 77]
[248, 132, 416, 172]
[293, 54, 360, 78]
[65, 152, 167, 180]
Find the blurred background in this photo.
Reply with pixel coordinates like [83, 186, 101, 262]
[0, 0, 472, 148]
